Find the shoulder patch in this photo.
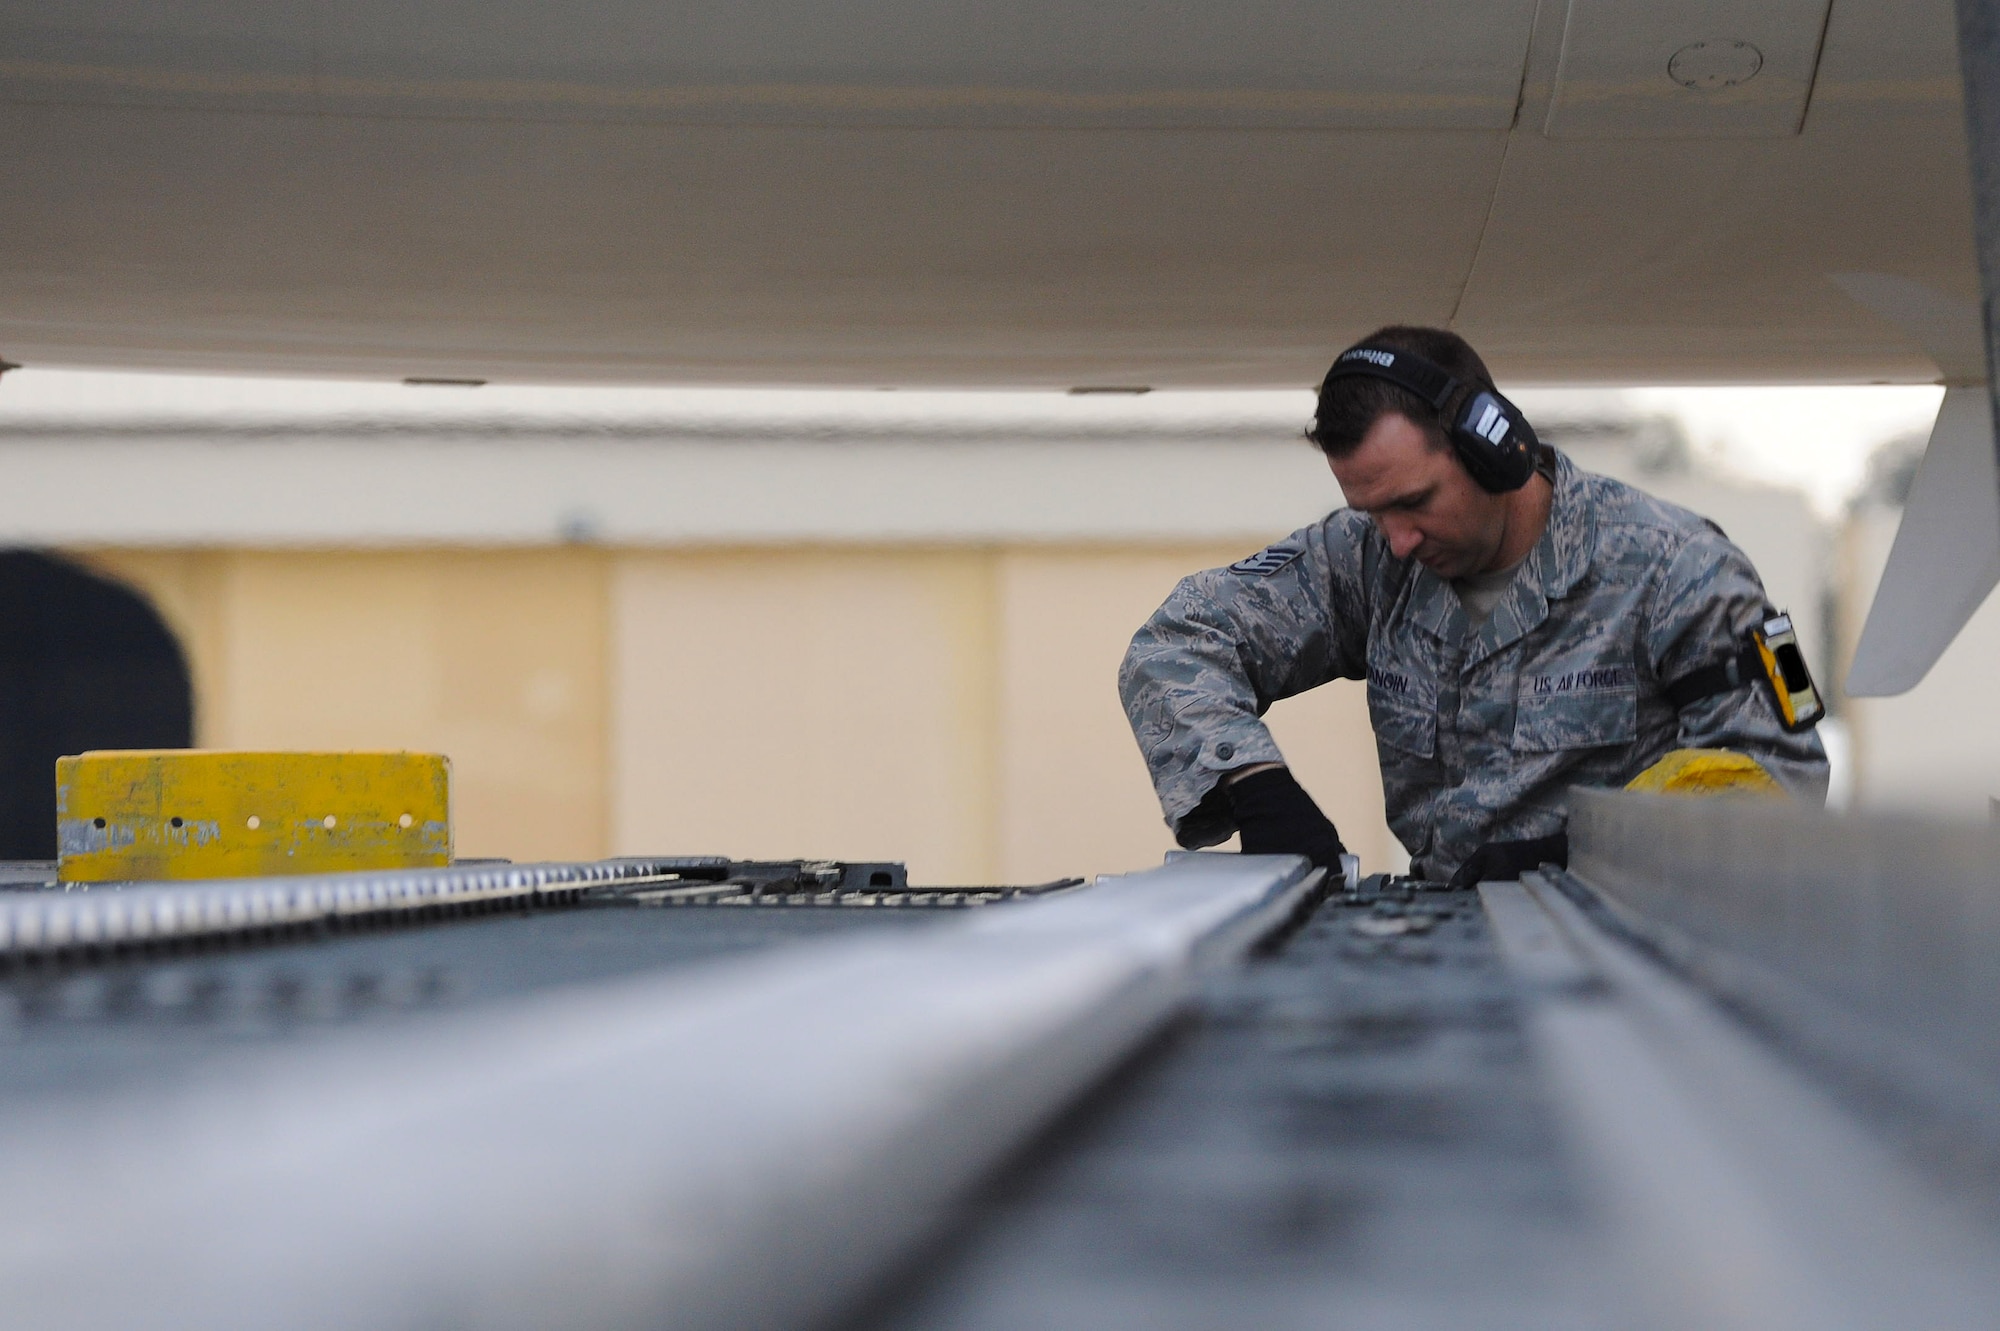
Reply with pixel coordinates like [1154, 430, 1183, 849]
[1229, 544, 1303, 577]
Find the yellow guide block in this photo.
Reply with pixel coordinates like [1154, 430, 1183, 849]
[57, 750, 452, 883]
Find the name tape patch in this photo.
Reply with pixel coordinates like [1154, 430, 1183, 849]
[1367, 665, 1413, 697]
[1229, 544, 1303, 577]
[1529, 666, 1634, 696]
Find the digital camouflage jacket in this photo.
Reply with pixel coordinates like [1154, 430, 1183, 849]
[1119, 451, 1830, 879]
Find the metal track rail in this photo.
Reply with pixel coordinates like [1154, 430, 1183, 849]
[0, 858, 717, 958]
[0, 852, 1318, 1330]
[1476, 790, 2000, 1331]
[1567, 788, 2000, 1162]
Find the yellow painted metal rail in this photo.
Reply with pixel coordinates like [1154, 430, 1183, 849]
[57, 750, 451, 883]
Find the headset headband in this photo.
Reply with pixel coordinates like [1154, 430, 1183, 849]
[1322, 344, 1468, 414]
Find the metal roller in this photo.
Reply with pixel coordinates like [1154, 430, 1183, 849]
[0, 857, 720, 960]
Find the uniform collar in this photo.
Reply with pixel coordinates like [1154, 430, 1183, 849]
[1401, 449, 1593, 653]
[1538, 449, 1593, 600]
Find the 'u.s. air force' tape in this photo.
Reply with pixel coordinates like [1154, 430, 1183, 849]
[1229, 544, 1302, 577]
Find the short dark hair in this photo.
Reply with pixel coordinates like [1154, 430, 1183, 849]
[1307, 325, 1497, 459]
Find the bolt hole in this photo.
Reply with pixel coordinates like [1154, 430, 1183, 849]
[869, 871, 893, 887]
[92, 817, 105, 830]
[170, 816, 183, 828]
[246, 815, 260, 830]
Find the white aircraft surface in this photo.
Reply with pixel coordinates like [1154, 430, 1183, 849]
[0, 0, 1977, 389]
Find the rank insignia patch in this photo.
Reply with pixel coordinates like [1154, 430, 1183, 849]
[1229, 544, 1302, 577]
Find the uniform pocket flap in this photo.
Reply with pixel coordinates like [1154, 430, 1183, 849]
[1513, 686, 1637, 753]
[1370, 698, 1437, 758]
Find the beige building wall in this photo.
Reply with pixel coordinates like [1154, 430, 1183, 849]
[992, 547, 1392, 884]
[610, 548, 1003, 878]
[609, 544, 1390, 883]
[78, 549, 609, 863]
[77, 543, 1393, 885]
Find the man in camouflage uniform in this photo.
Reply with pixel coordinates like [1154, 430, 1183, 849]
[1119, 326, 1828, 886]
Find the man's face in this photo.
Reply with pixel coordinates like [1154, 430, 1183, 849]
[1328, 411, 1508, 579]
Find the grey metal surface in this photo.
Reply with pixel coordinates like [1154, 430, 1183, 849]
[0, 856, 686, 955]
[0, 853, 1061, 1105]
[1962, 0, 2000, 393]
[0, 891, 946, 1104]
[1568, 788, 2000, 1197]
[862, 884, 1611, 1330]
[0, 851, 1315, 1330]
[0, 854, 1054, 958]
[624, 859, 1081, 907]
[0, 859, 56, 887]
[1488, 873, 2000, 1330]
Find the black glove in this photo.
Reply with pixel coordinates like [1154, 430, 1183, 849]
[1447, 831, 1569, 891]
[1226, 767, 1348, 871]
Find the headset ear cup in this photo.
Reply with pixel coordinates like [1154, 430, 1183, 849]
[1492, 389, 1540, 491]
[1439, 384, 1509, 493]
[1438, 384, 1483, 489]
[1449, 388, 1536, 493]
[1455, 435, 1510, 493]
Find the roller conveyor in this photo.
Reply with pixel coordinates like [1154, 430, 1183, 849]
[0, 857, 1081, 1105]
[6, 798, 2000, 1330]
[0, 851, 1320, 1330]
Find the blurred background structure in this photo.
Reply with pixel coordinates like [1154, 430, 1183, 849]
[0, 369, 1961, 880]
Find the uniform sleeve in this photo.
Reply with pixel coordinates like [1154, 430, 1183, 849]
[1646, 527, 1830, 803]
[1118, 512, 1375, 848]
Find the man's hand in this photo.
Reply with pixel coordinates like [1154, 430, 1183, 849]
[1446, 831, 1569, 891]
[1226, 767, 1348, 871]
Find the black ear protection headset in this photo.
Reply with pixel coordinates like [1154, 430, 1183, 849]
[1319, 342, 1540, 493]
